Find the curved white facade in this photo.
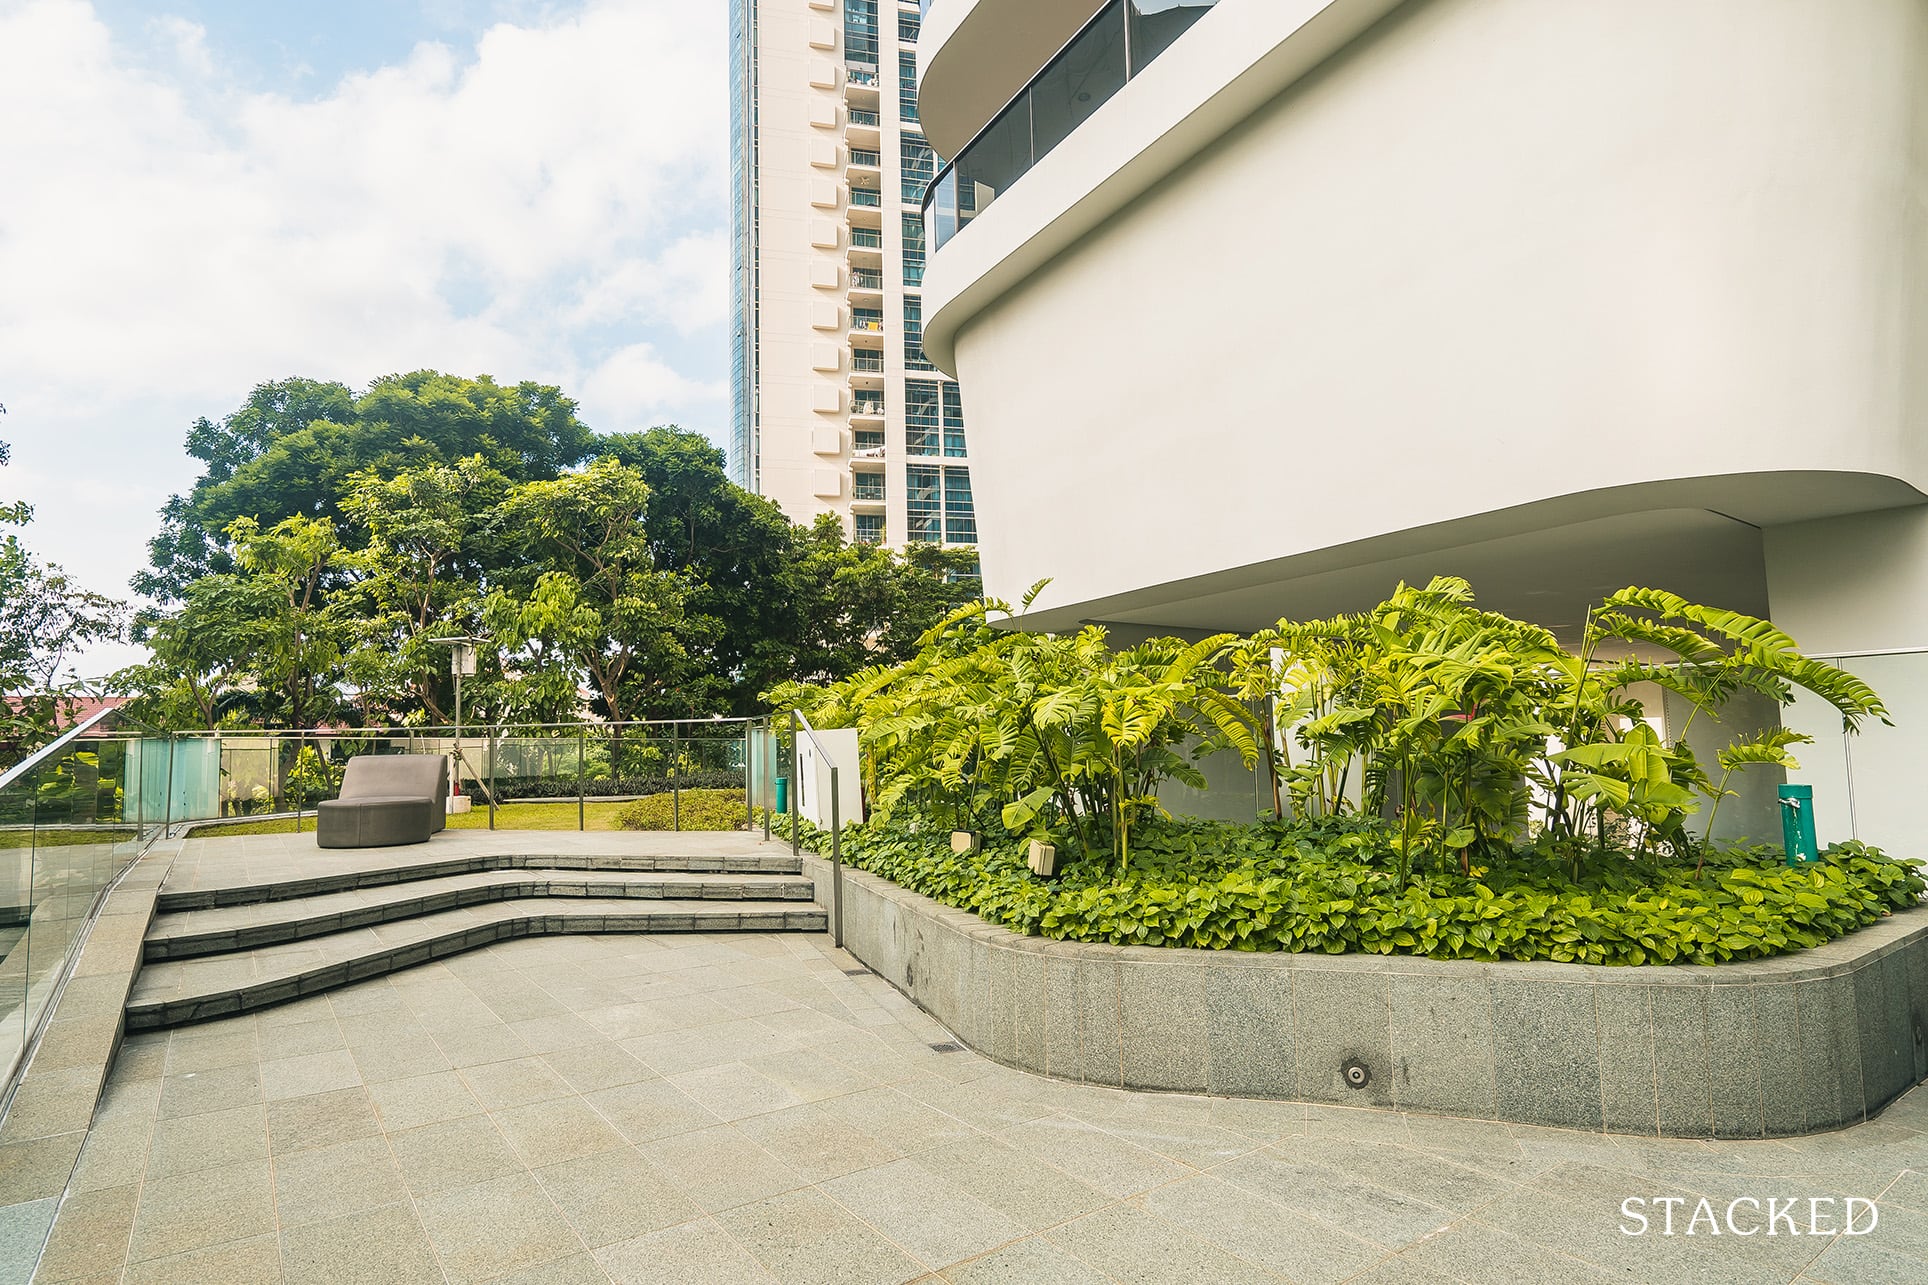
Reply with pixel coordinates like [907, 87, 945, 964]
[922, 0, 1928, 641]
[920, 0, 1928, 852]
[917, 0, 1106, 160]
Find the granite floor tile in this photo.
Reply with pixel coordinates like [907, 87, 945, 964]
[1136, 1173, 1380, 1284]
[146, 1102, 269, 1179]
[415, 1172, 585, 1282]
[493, 1096, 629, 1168]
[31, 1182, 138, 1283]
[714, 1186, 925, 1285]
[271, 1134, 411, 1228]
[121, 1232, 282, 1285]
[637, 1125, 809, 1214]
[1043, 1203, 1286, 1284]
[939, 1237, 1113, 1285]
[388, 1115, 525, 1198]
[532, 1147, 702, 1249]
[278, 1201, 444, 1284]
[821, 1157, 1027, 1269]
[125, 1158, 275, 1264]
[595, 1217, 778, 1285]
[367, 1070, 485, 1132]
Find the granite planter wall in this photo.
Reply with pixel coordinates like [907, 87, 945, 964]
[798, 853, 1928, 1137]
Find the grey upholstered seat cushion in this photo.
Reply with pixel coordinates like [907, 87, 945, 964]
[316, 796, 435, 848]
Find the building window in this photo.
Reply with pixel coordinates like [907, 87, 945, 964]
[901, 213, 925, 287]
[844, 0, 878, 66]
[853, 428, 885, 452]
[853, 472, 886, 501]
[906, 465, 942, 543]
[942, 382, 967, 457]
[904, 379, 940, 455]
[853, 306, 884, 333]
[904, 296, 932, 370]
[898, 51, 919, 123]
[943, 467, 977, 544]
[854, 512, 886, 544]
[898, 12, 919, 43]
[900, 134, 935, 204]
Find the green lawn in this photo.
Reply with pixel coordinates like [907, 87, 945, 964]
[0, 827, 138, 849]
[183, 796, 751, 838]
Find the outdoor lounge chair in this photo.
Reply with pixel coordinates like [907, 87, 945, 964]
[315, 754, 449, 849]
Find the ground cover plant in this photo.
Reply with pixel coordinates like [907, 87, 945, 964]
[773, 577, 1924, 963]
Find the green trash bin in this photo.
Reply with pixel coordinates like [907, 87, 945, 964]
[775, 776, 788, 814]
[1778, 784, 1819, 864]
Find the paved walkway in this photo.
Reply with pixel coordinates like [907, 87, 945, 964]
[28, 929, 1928, 1284]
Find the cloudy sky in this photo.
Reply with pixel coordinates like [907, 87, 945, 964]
[0, 0, 730, 673]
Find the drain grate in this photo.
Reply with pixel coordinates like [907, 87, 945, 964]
[842, 967, 869, 976]
[929, 1042, 963, 1054]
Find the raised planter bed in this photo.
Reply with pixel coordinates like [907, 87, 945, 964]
[799, 851, 1928, 1137]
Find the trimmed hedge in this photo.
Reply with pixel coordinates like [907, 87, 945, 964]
[782, 816, 1925, 966]
[615, 789, 749, 832]
[494, 771, 742, 801]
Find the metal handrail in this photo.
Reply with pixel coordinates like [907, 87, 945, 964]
[0, 705, 143, 792]
[789, 710, 846, 947]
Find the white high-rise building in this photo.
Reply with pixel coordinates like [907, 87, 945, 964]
[731, 0, 979, 560]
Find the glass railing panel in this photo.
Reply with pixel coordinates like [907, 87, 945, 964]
[1031, 4, 1127, 159]
[953, 96, 1031, 239]
[1126, 0, 1220, 69]
[1, 729, 151, 1088]
[850, 187, 883, 208]
[923, 0, 1225, 252]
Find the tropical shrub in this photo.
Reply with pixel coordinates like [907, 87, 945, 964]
[614, 788, 748, 831]
[782, 815, 1923, 965]
[772, 591, 1257, 874]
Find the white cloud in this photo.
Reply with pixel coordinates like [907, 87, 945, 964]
[0, 0, 730, 675]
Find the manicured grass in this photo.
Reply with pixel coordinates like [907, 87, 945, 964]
[0, 827, 137, 849]
[184, 795, 753, 838]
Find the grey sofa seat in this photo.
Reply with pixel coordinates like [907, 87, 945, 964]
[316, 754, 450, 849]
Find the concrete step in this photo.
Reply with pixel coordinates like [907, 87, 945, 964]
[126, 898, 828, 1030]
[156, 849, 806, 912]
[144, 870, 819, 961]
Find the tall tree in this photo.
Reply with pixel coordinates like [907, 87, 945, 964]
[596, 428, 799, 714]
[338, 456, 509, 723]
[1, 423, 126, 756]
[137, 372, 598, 599]
[484, 458, 699, 726]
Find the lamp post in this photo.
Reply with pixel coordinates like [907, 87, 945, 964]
[430, 636, 481, 811]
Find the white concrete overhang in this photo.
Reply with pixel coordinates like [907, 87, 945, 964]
[918, 0, 1108, 162]
[1007, 472, 1928, 639]
[922, 0, 1407, 374]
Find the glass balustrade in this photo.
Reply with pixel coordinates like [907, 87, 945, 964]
[921, 1, 1221, 252]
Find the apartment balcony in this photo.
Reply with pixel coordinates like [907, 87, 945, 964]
[846, 106, 882, 150]
[850, 395, 887, 424]
[844, 62, 882, 110]
[850, 349, 886, 375]
[847, 266, 884, 306]
[852, 438, 887, 461]
[850, 309, 885, 338]
[847, 147, 881, 174]
[847, 183, 884, 231]
[851, 473, 887, 508]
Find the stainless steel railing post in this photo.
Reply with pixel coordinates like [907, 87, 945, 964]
[789, 711, 800, 857]
[829, 764, 844, 948]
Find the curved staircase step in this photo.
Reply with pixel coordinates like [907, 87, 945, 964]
[158, 849, 805, 912]
[126, 898, 827, 1030]
[145, 870, 818, 961]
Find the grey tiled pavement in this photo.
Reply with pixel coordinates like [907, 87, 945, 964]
[31, 929, 1928, 1284]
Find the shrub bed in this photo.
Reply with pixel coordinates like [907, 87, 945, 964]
[784, 816, 1924, 966]
[615, 788, 749, 832]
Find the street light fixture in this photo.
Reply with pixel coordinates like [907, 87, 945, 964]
[430, 635, 485, 811]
